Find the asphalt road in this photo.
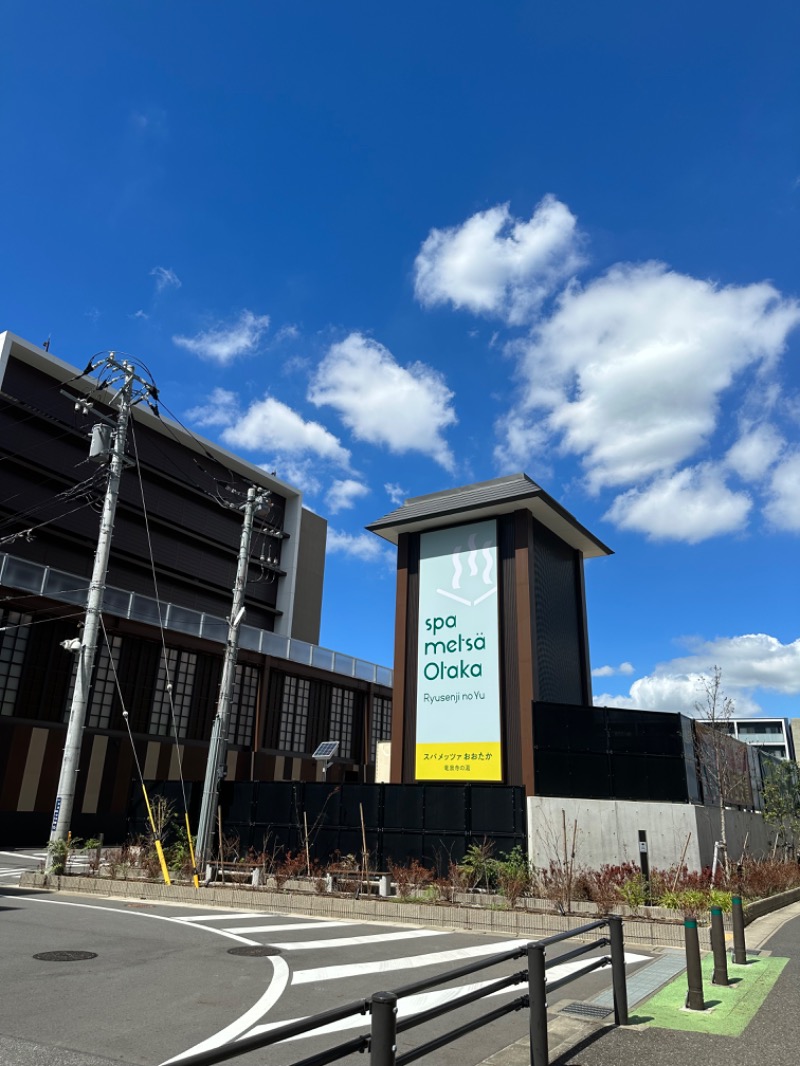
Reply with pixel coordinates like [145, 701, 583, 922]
[0, 862, 652, 1066]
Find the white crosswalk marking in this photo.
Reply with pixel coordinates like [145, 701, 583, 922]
[246, 952, 650, 1042]
[225, 920, 348, 934]
[173, 912, 272, 922]
[292, 938, 531, 984]
[269, 929, 447, 951]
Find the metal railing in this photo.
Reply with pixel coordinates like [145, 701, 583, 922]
[164, 917, 629, 1066]
[0, 551, 393, 687]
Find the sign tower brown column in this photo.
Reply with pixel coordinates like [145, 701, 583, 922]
[367, 474, 612, 796]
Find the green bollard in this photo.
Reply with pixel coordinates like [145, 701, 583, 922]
[684, 919, 706, 1011]
[731, 895, 747, 965]
[710, 906, 729, 986]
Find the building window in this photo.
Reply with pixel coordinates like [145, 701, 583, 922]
[0, 610, 31, 715]
[63, 635, 124, 728]
[371, 695, 392, 761]
[329, 686, 355, 759]
[148, 647, 197, 738]
[229, 662, 259, 747]
[278, 675, 310, 752]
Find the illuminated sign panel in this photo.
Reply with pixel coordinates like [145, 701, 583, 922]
[415, 519, 502, 781]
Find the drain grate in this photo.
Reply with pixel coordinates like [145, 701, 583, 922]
[560, 1002, 614, 1020]
[33, 951, 98, 962]
[227, 946, 282, 957]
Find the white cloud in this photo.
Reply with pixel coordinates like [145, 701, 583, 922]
[492, 258, 800, 540]
[592, 661, 635, 678]
[604, 463, 752, 543]
[384, 482, 407, 506]
[594, 633, 800, 717]
[726, 424, 784, 481]
[326, 478, 369, 513]
[130, 309, 149, 320]
[493, 411, 552, 473]
[308, 332, 457, 470]
[150, 266, 181, 293]
[221, 395, 350, 466]
[173, 310, 270, 365]
[326, 528, 394, 565]
[517, 263, 800, 492]
[185, 387, 240, 429]
[275, 324, 300, 342]
[765, 451, 800, 531]
[595, 674, 762, 717]
[666, 634, 800, 696]
[265, 458, 322, 497]
[414, 196, 584, 325]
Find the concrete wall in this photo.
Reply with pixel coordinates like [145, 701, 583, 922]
[528, 795, 772, 872]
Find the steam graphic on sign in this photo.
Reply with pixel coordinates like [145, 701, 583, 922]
[436, 532, 497, 608]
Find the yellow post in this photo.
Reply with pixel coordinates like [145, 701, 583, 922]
[185, 811, 200, 890]
[141, 783, 171, 886]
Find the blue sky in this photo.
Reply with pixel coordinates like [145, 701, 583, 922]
[2, 3, 799, 720]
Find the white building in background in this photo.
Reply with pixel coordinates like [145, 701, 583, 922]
[726, 718, 795, 761]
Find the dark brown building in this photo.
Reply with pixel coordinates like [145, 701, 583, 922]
[0, 331, 392, 845]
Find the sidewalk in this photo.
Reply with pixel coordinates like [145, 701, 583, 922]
[480, 900, 800, 1066]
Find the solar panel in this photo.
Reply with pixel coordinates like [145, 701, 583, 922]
[312, 740, 340, 760]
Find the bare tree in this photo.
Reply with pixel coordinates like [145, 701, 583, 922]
[694, 666, 750, 871]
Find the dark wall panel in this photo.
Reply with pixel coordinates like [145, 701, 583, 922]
[533, 702, 700, 802]
[532, 522, 585, 705]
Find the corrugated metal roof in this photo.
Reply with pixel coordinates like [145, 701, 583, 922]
[366, 472, 612, 558]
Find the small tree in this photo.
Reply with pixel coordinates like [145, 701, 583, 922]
[761, 757, 800, 858]
[694, 666, 748, 870]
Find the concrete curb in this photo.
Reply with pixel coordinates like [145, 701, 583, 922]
[20, 871, 708, 948]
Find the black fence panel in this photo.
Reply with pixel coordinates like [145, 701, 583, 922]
[125, 781, 528, 871]
[533, 701, 702, 803]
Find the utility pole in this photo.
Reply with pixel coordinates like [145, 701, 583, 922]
[49, 354, 157, 849]
[195, 485, 268, 872]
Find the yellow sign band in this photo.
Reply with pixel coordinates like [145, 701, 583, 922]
[415, 741, 502, 781]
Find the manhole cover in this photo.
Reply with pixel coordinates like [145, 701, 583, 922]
[33, 951, 98, 962]
[560, 1002, 613, 1020]
[227, 946, 282, 957]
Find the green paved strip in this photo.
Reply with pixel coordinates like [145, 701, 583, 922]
[630, 954, 788, 1036]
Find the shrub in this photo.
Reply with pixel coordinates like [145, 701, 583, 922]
[496, 847, 531, 907]
[578, 863, 641, 914]
[617, 872, 648, 913]
[459, 840, 498, 892]
[389, 858, 434, 899]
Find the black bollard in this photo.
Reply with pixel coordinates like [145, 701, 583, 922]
[370, 991, 398, 1066]
[528, 942, 549, 1066]
[684, 919, 706, 1011]
[710, 906, 729, 985]
[731, 895, 747, 965]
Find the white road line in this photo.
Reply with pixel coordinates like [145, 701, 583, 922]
[0, 895, 261, 945]
[272, 929, 447, 951]
[0, 869, 26, 876]
[173, 911, 272, 923]
[226, 920, 348, 934]
[248, 953, 652, 1042]
[248, 978, 517, 1041]
[160, 955, 291, 1065]
[3, 892, 292, 1066]
[0, 851, 44, 861]
[292, 938, 531, 984]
